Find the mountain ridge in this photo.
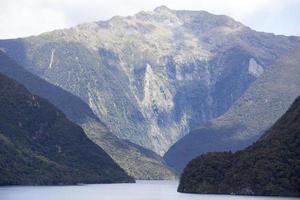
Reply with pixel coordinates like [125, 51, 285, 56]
[1, 6, 299, 155]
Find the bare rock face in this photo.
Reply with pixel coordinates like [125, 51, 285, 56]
[248, 58, 264, 77]
[1, 6, 299, 155]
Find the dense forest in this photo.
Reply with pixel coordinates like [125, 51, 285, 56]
[178, 96, 300, 196]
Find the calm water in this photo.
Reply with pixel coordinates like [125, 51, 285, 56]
[0, 180, 297, 200]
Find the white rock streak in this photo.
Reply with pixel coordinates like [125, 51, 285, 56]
[48, 49, 55, 69]
[142, 63, 173, 111]
[248, 58, 264, 77]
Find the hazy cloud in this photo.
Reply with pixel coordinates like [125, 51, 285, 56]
[0, 0, 299, 39]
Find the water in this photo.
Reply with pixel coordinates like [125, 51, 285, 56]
[0, 181, 297, 200]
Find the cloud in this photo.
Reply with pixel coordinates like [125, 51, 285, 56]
[0, 0, 68, 39]
[0, 0, 299, 39]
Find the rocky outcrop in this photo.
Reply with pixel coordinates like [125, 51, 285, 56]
[0, 6, 299, 154]
[178, 96, 300, 196]
[164, 46, 300, 173]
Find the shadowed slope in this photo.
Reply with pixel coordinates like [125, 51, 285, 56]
[0, 73, 134, 185]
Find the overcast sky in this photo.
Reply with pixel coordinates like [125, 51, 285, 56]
[0, 0, 300, 39]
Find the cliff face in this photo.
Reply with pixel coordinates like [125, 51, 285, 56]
[1, 6, 299, 155]
[0, 50, 175, 180]
[0, 73, 134, 185]
[164, 46, 300, 173]
[178, 96, 300, 196]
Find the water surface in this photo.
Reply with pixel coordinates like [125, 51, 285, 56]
[0, 181, 296, 200]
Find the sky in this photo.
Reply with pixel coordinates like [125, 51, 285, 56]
[0, 0, 300, 39]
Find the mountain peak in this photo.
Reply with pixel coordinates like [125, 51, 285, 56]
[153, 5, 172, 13]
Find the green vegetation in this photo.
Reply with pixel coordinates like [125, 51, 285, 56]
[0, 73, 134, 185]
[178, 96, 300, 196]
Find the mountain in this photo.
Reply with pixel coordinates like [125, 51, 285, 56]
[164, 46, 300, 173]
[0, 51, 175, 179]
[82, 121, 176, 179]
[1, 6, 299, 155]
[0, 73, 134, 185]
[178, 96, 300, 196]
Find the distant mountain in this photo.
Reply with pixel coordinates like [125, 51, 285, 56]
[0, 73, 134, 185]
[0, 51, 175, 179]
[164, 46, 300, 173]
[1, 6, 299, 155]
[178, 96, 300, 196]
